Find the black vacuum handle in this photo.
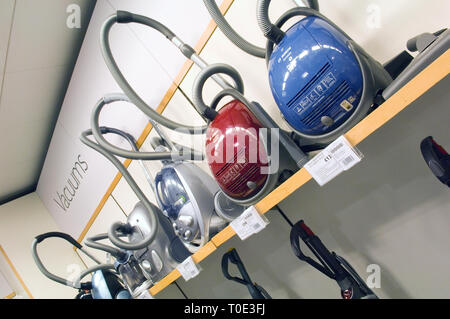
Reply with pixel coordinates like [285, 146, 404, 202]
[222, 249, 251, 285]
[35, 232, 82, 250]
[420, 136, 450, 187]
[290, 221, 339, 279]
[290, 220, 377, 299]
[221, 248, 266, 299]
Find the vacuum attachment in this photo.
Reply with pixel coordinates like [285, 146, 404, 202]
[221, 248, 271, 299]
[420, 136, 450, 187]
[290, 220, 378, 299]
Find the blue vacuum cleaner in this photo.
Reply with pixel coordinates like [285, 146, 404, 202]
[203, 0, 448, 148]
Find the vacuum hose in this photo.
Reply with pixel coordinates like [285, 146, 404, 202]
[90, 94, 203, 161]
[203, 0, 266, 58]
[101, 12, 241, 134]
[203, 0, 319, 58]
[305, 0, 319, 11]
[80, 129, 159, 251]
[31, 236, 115, 289]
[192, 63, 244, 120]
[84, 233, 127, 260]
[100, 13, 205, 134]
[256, 0, 285, 44]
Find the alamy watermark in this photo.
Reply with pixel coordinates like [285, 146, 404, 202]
[366, 4, 382, 29]
[67, 4, 81, 29]
[366, 263, 381, 289]
[169, 127, 281, 175]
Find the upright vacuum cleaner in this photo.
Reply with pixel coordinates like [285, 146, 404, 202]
[221, 248, 271, 299]
[99, 10, 310, 206]
[290, 220, 377, 299]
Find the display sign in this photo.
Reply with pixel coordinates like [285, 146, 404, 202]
[304, 136, 364, 186]
[230, 206, 270, 240]
[36, 0, 215, 238]
[177, 256, 202, 281]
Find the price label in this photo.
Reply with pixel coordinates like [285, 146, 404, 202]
[304, 136, 363, 186]
[136, 290, 154, 299]
[177, 256, 201, 281]
[230, 206, 269, 240]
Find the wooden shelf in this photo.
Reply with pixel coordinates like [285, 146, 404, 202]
[149, 49, 450, 296]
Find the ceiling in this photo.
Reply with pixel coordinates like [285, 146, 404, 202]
[0, 0, 96, 204]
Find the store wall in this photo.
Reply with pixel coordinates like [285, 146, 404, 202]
[0, 269, 14, 298]
[0, 193, 86, 299]
[30, 0, 450, 299]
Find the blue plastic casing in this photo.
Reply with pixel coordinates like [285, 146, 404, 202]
[268, 16, 363, 135]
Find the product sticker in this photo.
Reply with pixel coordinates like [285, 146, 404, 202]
[230, 206, 270, 240]
[137, 290, 154, 299]
[304, 135, 363, 186]
[177, 256, 201, 281]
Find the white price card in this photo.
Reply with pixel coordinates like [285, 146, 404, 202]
[304, 136, 363, 186]
[230, 206, 269, 240]
[136, 290, 154, 299]
[177, 256, 201, 281]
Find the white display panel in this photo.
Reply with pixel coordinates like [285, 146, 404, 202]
[0, 270, 14, 299]
[36, 0, 214, 238]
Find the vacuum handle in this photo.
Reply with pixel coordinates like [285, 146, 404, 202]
[192, 63, 245, 121]
[290, 221, 337, 279]
[100, 11, 238, 134]
[221, 249, 249, 285]
[420, 136, 450, 187]
[35, 232, 82, 249]
[32, 235, 110, 290]
[221, 249, 267, 299]
[290, 221, 377, 299]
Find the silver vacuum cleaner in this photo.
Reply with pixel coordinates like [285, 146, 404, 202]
[149, 126, 242, 252]
[80, 103, 197, 295]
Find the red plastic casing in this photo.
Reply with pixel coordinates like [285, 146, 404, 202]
[205, 100, 268, 200]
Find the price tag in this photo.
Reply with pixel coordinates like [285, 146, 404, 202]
[304, 136, 363, 186]
[177, 256, 201, 281]
[136, 290, 154, 299]
[230, 206, 269, 240]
